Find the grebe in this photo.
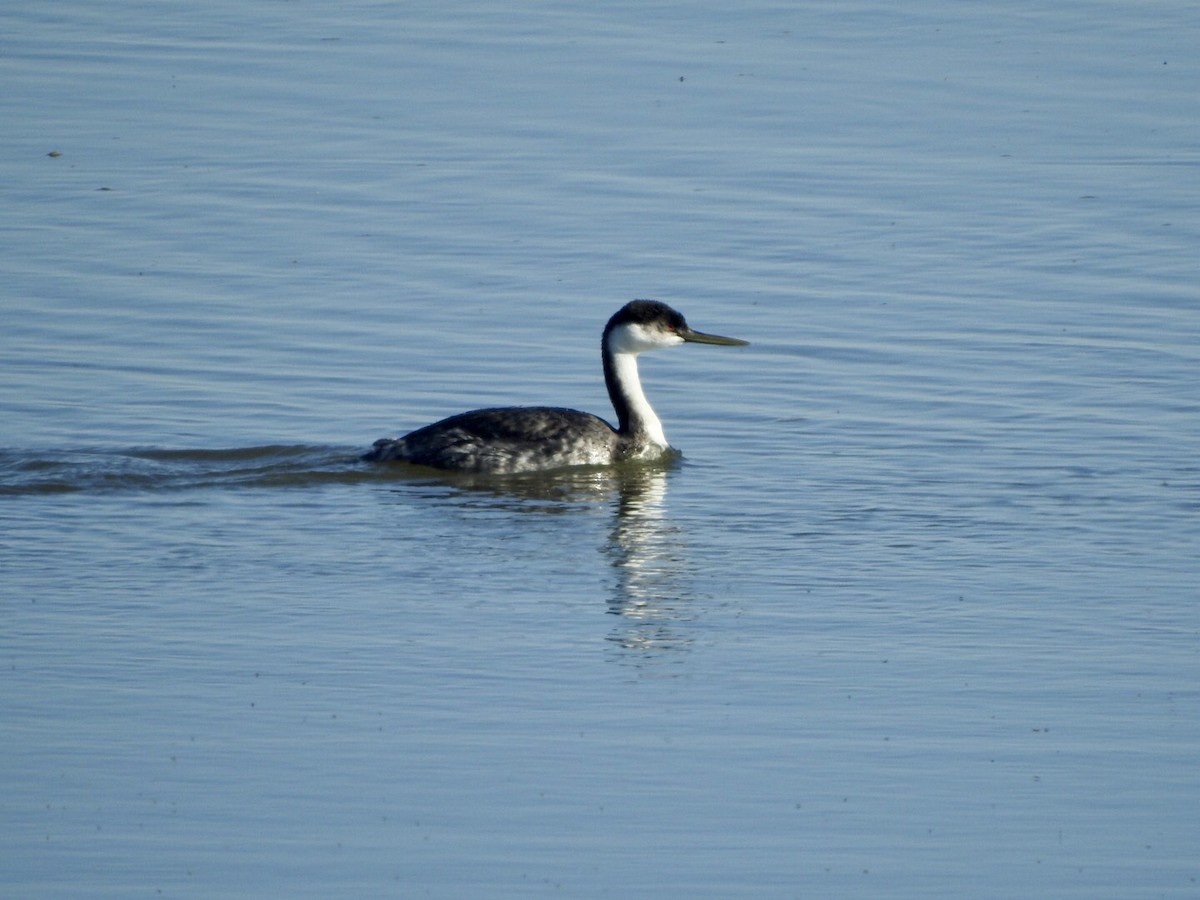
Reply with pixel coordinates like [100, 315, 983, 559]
[360, 301, 744, 475]
[363, 299, 748, 474]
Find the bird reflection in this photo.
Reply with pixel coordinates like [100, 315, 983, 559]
[370, 458, 701, 664]
[603, 464, 696, 663]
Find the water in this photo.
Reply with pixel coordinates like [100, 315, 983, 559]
[3, 1, 1198, 897]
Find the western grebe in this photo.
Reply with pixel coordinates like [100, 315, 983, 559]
[363, 299, 748, 474]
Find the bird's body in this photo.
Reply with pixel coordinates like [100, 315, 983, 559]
[364, 300, 747, 474]
[376, 406, 621, 473]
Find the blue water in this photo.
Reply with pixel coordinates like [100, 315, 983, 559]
[3, 1, 1198, 897]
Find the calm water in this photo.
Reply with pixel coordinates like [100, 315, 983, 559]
[3, 1, 1198, 897]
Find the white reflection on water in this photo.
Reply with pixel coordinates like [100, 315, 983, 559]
[604, 466, 697, 659]
[360, 456, 705, 662]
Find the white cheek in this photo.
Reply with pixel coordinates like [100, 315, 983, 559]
[610, 322, 682, 353]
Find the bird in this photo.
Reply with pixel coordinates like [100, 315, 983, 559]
[363, 299, 748, 474]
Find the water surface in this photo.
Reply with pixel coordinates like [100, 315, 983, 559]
[3, 1, 1198, 897]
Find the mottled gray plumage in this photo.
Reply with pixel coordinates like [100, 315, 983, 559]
[366, 406, 619, 473]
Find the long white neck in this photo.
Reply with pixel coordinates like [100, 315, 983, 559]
[608, 350, 668, 449]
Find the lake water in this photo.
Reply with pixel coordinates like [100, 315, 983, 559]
[3, 1, 1198, 897]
